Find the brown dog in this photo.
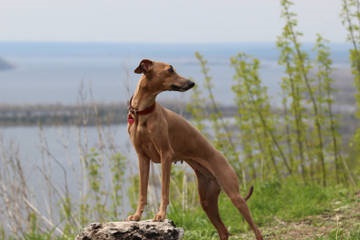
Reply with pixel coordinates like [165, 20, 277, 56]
[127, 59, 263, 240]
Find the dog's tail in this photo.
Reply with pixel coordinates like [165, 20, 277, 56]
[244, 186, 254, 201]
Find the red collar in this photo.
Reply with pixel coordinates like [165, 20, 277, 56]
[128, 96, 156, 124]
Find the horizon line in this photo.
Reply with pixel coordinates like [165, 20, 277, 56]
[0, 40, 350, 45]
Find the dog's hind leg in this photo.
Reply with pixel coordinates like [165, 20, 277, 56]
[213, 164, 264, 240]
[195, 169, 230, 240]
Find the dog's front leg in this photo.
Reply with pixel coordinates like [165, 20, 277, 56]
[153, 151, 173, 221]
[127, 154, 150, 221]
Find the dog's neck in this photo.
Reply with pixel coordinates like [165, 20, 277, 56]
[129, 95, 156, 116]
[130, 76, 157, 114]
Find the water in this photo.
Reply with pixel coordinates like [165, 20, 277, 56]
[0, 42, 350, 105]
[0, 41, 352, 226]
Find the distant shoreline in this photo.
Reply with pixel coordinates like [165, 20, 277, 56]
[0, 101, 240, 127]
[0, 100, 355, 123]
[0, 102, 128, 127]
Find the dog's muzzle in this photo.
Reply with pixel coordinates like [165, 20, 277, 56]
[171, 80, 195, 92]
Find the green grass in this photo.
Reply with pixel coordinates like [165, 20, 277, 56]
[321, 229, 360, 240]
[168, 179, 358, 240]
[4, 178, 358, 239]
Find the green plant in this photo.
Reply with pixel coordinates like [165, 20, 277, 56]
[277, 0, 307, 183]
[195, 52, 239, 167]
[276, 0, 356, 186]
[231, 53, 292, 181]
[313, 34, 355, 185]
[84, 148, 106, 220]
[109, 152, 126, 219]
[341, 0, 360, 181]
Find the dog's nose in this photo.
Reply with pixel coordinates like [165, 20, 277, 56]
[187, 80, 195, 89]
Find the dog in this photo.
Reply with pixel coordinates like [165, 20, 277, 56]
[127, 59, 263, 240]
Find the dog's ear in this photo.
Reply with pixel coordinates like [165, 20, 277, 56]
[134, 59, 153, 74]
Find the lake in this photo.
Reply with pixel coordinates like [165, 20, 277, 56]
[0, 42, 350, 105]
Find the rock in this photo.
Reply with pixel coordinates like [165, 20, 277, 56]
[75, 219, 184, 240]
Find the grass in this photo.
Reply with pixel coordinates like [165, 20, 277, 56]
[168, 179, 360, 240]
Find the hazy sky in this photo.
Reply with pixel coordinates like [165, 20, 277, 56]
[0, 0, 346, 43]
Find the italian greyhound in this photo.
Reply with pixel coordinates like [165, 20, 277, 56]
[127, 59, 263, 240]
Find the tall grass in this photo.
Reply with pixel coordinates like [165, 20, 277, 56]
[341, 0, 360, 176]
[0, 89, 129, 239]
[186, 0, 358, 187]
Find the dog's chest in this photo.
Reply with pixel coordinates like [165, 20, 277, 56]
[130, 124, 161, 163]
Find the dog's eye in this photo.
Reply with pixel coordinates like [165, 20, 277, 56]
[168, 66, 175, 73]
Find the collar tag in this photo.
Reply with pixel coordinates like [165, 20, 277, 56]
[127, 113, 135, 125]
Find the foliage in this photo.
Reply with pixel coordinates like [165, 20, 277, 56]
[341, 0, 360, 176]
[231, 53, 288, 181]
[341, 0, 360, 116]
[186, 0, 357, 187]
[184, 8, 360, 230]
[0, 101, 128, 239]
[187, 52, 239, 170]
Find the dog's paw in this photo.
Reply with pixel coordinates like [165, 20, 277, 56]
[153, 212, 166, 221]
[127, 214, 141, 221]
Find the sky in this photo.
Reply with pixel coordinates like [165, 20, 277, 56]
[0, 0, 347, 43]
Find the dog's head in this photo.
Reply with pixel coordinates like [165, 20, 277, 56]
[134, 59, 195, 93]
